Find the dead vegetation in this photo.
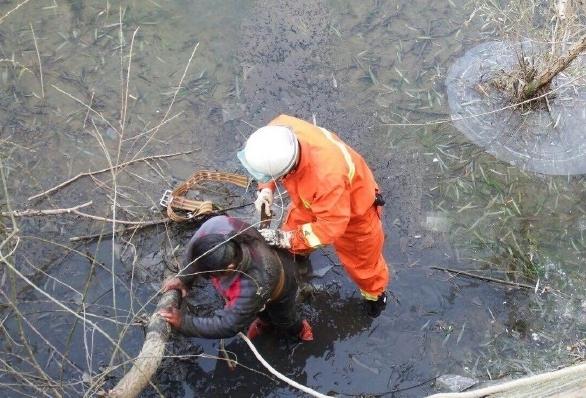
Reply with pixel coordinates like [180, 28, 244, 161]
[0, 2, 249, 396]
[472, 0, 586, 105]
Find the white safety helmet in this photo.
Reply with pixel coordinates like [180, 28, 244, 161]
[237, 125, 299, 182]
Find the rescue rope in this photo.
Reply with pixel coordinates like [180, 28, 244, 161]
[238, 332, 334, 398]
[163, 170, 250, 222]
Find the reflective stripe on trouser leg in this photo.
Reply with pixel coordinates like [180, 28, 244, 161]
[333, 206, 389, 298]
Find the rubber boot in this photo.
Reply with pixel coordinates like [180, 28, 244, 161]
[364, 292, 387, 318]
[298, 319, 314, 341]
[246, 318, 271, 340]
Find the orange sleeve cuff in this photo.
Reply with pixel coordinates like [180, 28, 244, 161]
[290, 228, 314, 253]
[257, 181, 276, 192]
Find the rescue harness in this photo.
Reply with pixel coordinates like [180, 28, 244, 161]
[160, 170, 250, 222]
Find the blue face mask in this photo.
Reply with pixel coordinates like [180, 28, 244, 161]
[255, 174, 273, 183]
[237, 150, 273, 183]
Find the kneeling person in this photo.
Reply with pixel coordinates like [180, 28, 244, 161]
[159, 215, 313, 341]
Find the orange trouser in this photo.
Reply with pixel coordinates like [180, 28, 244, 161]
[284, 205, 389, 299]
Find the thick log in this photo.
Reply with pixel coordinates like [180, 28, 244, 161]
[109, 290, 180, 398]
[426, 361, 586, 397]
[520, 35, 586, 101]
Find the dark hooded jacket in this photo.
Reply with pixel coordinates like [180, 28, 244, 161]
[176, 215, 298, 338]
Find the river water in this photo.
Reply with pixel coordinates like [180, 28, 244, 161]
[0, 0, 584, 397]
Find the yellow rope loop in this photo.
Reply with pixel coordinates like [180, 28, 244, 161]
[165, 170, 250, 222]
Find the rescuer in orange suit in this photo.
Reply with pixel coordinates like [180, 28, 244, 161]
[237, 114, 389, 317]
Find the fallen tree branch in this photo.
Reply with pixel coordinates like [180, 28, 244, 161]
[28, 150, 195, 201]
[69, 202, 257, 242]
[0, 201, 169, 227]
[69, 219, 170, 242]
[430, 266, 535, 290]
[238, 332, 333, 398]
[0, 0, 32, 24]
[100, 269, 327, 398]
[520, 34, 586, 101]
[1, 201, 93, 217]
[1, 201, 167, 226]
[109, 290, 180, 398]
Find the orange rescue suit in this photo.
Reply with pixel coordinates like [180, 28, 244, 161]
[259, 115, 389, 299]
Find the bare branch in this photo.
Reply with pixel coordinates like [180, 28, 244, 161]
[2, 202, 93, 217]
[27, 151, 194, 201]
[0, 0, 32, 24]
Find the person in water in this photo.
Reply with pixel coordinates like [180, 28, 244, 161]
[238, 114, 390, 317]
[159, 215, 313, 341]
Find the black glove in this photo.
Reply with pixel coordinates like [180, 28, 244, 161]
[365, 292, 387, 318]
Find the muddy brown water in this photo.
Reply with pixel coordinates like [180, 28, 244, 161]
[0, 1, 584, 397]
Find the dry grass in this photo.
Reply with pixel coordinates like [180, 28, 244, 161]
[468, 0, 586, 103]
[0, 3, 245, 396]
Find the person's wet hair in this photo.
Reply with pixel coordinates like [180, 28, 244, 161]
[185, 234, 241, 274]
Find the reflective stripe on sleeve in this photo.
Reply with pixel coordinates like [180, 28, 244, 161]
[361, 290, 379, 301]
[318, 127, 356, 183]
[301, 223, 322, 248]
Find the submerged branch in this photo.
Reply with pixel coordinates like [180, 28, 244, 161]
[431, 266, 535, 290]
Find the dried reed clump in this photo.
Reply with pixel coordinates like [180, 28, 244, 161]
[470, 0, 586, 104]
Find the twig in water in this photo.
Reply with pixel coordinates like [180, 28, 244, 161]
[430, 266, 535, 289]
[0, 250, 144, 395]
[83, 92, 95, 129]
[29, 23, 44, 98]
[1, 201, 167, 226]
[121, 27, 139, 134]
[27, 150, 194, 200]
[128, 42, 199, 162]
[0, 289, 82, 374]
[68, 201, 256, 242]
[52, 84, 119, 134]
[219, 339, 237, 370]
[330, 375, 439, 397]
[109, 22, 142, 363]
[0, 58, 32, 74]
[0, 0, 32, 24]
[2, 201, 93, 217]
[68, 210, 166, 226]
